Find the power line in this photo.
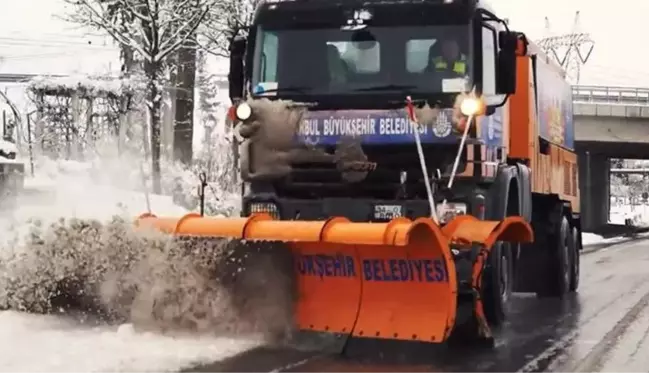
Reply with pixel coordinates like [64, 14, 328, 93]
[536, 11, 594, 85]
[0, 50, 117, 62]
[3, 29, 107, 40]
[0, 37, 114, 49]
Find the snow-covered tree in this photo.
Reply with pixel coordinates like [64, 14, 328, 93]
[64, 0, 214, 193]
[198, 0, 260, 57]
[609, 158, 649, 204]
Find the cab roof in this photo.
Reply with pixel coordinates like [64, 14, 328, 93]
[252, 0, 484, 26]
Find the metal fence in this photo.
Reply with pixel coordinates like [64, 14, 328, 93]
[572, 85, 649, 105]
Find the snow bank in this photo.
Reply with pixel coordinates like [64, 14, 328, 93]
[11, 151, 239, 225]
[0, 139, 17, 155]
[1, 156, 188, 242]
[0, 311, 261, 373]
[582, 233, 605, 246]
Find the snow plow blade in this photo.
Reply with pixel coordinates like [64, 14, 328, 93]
[135, 213, 532, 344]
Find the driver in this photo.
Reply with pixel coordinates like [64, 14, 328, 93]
[428, 36, 467, 76]
[327, 45, 349, 84]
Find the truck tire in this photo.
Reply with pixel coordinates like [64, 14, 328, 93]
[569, 226, 580, 292]
[537, 215, 571, 297]
[482, 242, 513, 326]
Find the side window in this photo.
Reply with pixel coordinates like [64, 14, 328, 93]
[328, 41, 380, 73]
[482, 24, 497, 95]
[406, 39, 437, 72]
[260, 31, 279, 82]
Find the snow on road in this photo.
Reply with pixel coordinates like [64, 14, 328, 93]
[0, 159, 260, 372]
[0, 311, 261, 373]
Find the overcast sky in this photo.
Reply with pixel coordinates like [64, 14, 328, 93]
[0, 0, 639, 87]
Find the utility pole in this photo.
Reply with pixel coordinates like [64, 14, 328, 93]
[536, 11, 595, 85]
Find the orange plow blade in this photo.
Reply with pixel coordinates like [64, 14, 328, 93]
[135, 212, 533, 345]
[292, 241, 362, 335]
[351, 218, 458, 343]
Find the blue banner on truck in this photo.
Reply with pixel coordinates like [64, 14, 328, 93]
[536, 62, 575, 150]
[479, 106, 505, 147]
[295, 109, 458, 145]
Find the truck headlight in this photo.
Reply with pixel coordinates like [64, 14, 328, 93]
[235, 102, 252, 120]
[248, 202, 279, 219]
[436, 202, 467, 223]
[459, 97, 485, 116]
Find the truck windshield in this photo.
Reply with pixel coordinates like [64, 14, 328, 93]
[251, 25, 471, 97]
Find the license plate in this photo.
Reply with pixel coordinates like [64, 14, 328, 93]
[436, 203, 468, 222]
[374, 204, 403, 220]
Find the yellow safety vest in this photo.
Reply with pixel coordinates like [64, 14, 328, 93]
[433, 57, 466, 75]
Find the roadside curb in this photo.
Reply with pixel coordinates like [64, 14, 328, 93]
[582, 234, 649, 255]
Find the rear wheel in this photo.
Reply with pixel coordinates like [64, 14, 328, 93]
[483, 242, 513, 326]
[537, 215, 571, 297]
[569, 226, 580, 292]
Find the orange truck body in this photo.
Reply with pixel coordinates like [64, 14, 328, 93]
[508, 43, 580, 212]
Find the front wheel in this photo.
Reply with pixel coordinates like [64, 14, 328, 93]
[482, 242, 514, 326]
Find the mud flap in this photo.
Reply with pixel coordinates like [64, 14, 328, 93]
[442, 215, 534, 339]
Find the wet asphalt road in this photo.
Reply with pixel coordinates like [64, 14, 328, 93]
[190, 237, 649, 372]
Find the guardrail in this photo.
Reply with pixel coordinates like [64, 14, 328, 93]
[572, 85, 649, 105]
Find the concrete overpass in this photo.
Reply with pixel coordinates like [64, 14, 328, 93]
[573, 85, 649, 232]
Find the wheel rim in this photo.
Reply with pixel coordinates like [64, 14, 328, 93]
[500, 255, 510, 302]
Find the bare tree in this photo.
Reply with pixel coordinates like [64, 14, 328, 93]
[64, 0, 213, 193]
[198, 0, 259, 58]
[173, 39, 197, 165]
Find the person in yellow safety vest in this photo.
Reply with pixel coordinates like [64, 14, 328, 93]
[429, 38, 467, 77]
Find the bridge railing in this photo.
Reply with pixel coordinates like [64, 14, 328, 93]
[572, 85, 649, 105]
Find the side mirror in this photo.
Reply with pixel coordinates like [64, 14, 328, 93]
[496, 31, 525, 95]
[229, 36, 247, 102]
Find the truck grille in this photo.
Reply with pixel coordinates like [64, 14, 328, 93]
[274, 143, 465, 199]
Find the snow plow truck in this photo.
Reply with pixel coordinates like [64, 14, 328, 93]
[137, 0, 581, 347]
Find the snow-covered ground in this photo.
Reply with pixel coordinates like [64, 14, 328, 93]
[578, 202, 649, 247]
[609, 202, 649, 227]
[581, 232, 635, 247]
[0, 158, 263, 372]
[0, 311, 261, 372]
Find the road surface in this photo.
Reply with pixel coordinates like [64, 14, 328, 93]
[188, 237, 649, 372]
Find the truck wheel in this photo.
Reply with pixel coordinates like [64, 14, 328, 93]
[569, 226, 580, 292]
[482, 242, 513, 326]
[537, 216, 573, 297]
[538, 216, 571, 297]
[556, 217, 571, 295]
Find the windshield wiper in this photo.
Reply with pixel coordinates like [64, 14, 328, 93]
[354, 84, 417, 92]
[253, 86, 312, 95]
